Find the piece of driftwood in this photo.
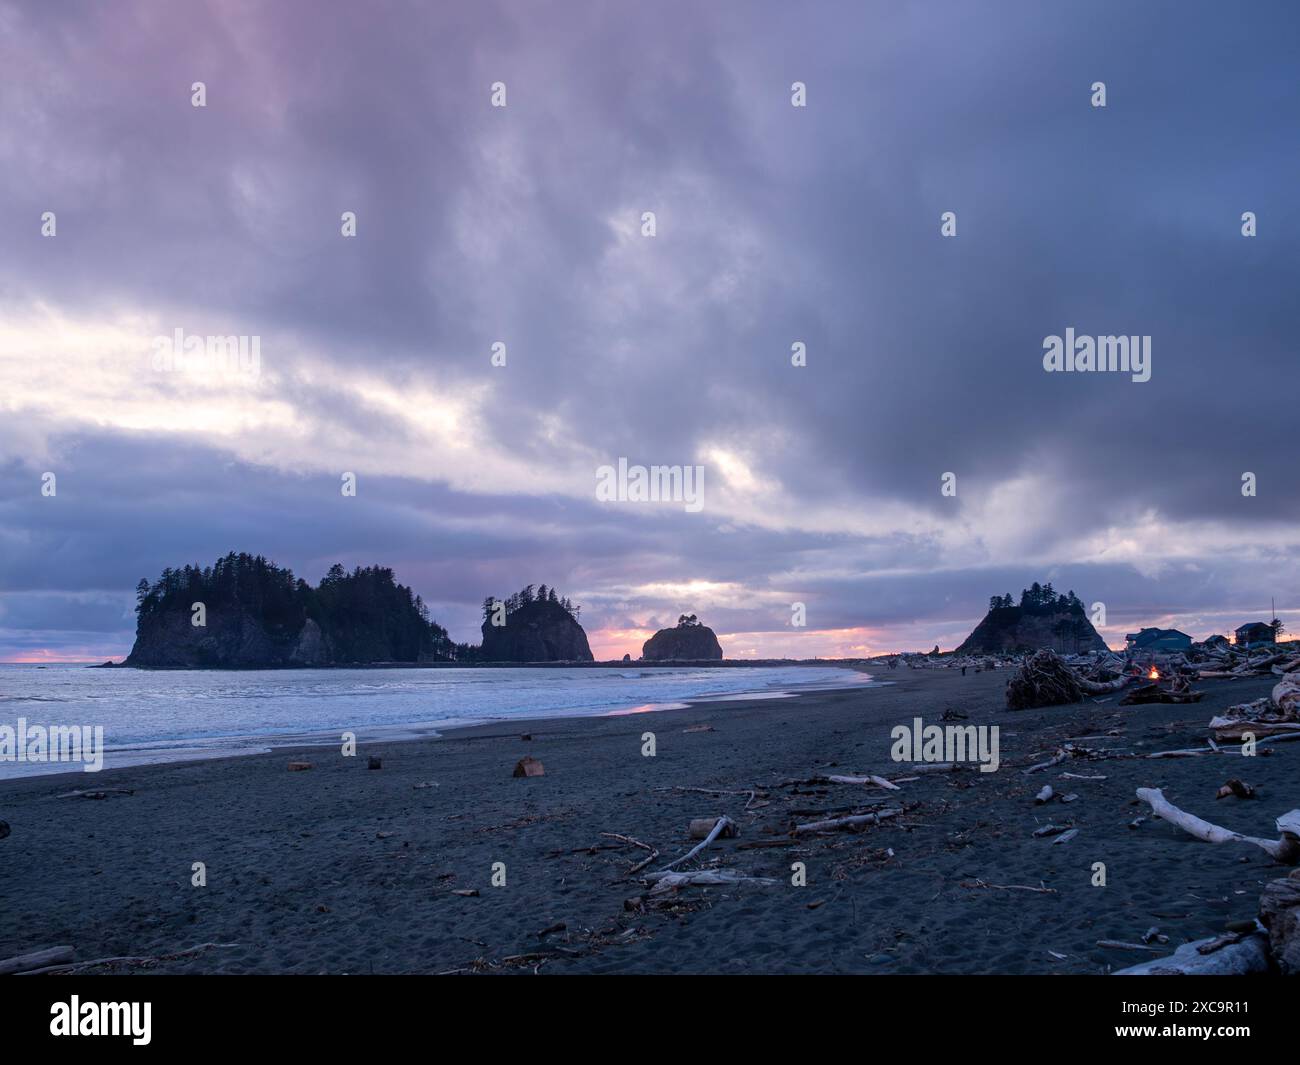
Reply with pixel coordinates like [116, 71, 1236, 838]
[644, 870, 778, 891]
[53, 788, 133, 800]
[657, 815, 736, 871]
[1121, 683, 1204, 706]
[793, 808, 900, 835]
[1052, 828, 1078, 845]
[1078, 676, 1131, 695]
[1216, 779, 1256, 800]
[599, 832, 659, 875]
[1210, 717, 1300, 741]
[18, 942, 238, 975]
[1145, 745, 1219, 758]
[826, 774, 901, 790]
[1135, 787, 1300, 864]
[1113, 933, 1271, 975]
[1096, 940, 1165, 953]
[287, 761, 312, 771]
[0, 946, 75, 975]
[1034, 785, 1054, 804]
[960, 879, 1057, 895]
[654, 785, 762, 809]
[1195, 932, 1245, 955]
[1024, 748, 1069, 775]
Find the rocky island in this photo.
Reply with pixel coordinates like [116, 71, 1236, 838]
[125, 554, 461, 668]
[478, 585, 594, 662]
[955, 583, 1107, 654]
[641, 614, 724, 661]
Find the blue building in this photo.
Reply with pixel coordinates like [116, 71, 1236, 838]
[1125, 627, 1193, 652]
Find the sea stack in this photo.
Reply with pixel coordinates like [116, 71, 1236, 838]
[479, 586, 594, 662]
[956, 584, 1107, 654]
[641, 615, 724, 661]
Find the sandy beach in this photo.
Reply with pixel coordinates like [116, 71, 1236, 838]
[0, 667, 1290, 975]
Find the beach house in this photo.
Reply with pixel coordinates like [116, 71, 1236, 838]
[1124, 627, 1193, 652]
[1234, 622, 1276, 648]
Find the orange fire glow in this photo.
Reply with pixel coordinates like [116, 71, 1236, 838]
[1148, 667, 1160, 680]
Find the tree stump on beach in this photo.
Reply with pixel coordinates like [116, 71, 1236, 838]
[513, 756, 545, 778]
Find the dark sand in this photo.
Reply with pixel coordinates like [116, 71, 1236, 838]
[0, 668, 1292, 974]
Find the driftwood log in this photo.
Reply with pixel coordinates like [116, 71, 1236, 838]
[1113, 934, 1271, 975]
[825, 774, 901, 790]
[657, 815, 736, 872]
[1121, 683, 1204, 705]
[644, 870, 778, 891]
[793, 808, 900, 835]
[0, 946, 74, 975]
[1136, 787, 1300, 864]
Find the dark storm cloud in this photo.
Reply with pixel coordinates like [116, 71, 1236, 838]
[1, 0, 1297, 657]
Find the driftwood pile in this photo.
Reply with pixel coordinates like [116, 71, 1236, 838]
[1006, 650, 1083, 710]
[1209, 671, 1300, 741]
[1006, 649, 1129, 710]
[1197, 647, 1300, 679]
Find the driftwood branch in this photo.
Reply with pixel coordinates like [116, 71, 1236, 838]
[656, 816, 736, 872]
[600, 832, 659, 876]
[825, 774, 901, 790]
[1135, 788, 1300, 864]
[793, 808, 900, 835]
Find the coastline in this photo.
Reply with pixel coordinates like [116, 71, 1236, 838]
[0, 668, 1289, 974]
[87, 657, 874, 670]
[0, 663, 880, 779]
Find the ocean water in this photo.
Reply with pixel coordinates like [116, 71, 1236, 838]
[0, 663, 878, 778]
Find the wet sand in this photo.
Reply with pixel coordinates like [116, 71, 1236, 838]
[0, 667, 1291, 974]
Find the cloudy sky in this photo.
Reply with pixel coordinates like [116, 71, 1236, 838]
[1, 0, 1297, 662]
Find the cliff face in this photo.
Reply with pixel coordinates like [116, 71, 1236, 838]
[642, 621, 724, 661]
[956, 605, 1107, 654]
[479, 599, 594, 662]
